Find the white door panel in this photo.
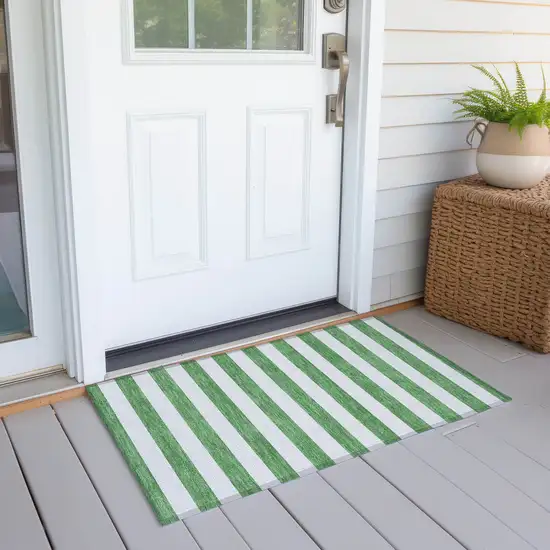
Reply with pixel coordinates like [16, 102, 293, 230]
[84, 0, 346, 348]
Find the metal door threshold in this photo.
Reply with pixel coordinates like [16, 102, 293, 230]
[106, 299, 351, 373]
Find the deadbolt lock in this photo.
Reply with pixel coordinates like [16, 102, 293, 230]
[324, 0, 346, 14]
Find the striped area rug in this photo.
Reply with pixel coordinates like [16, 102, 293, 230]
[88, 318, 511, 525]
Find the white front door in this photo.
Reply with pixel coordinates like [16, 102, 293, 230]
[84, 0, 347, 349]
[0, 0, 65, 378]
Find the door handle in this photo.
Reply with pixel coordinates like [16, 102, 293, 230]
[323, 33, 349, 127]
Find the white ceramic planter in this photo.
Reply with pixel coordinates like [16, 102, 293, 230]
[472, 122, 550, 189]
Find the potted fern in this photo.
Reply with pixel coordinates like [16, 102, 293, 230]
[453, 64, 550, 189]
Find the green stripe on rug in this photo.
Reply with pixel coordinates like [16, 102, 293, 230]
[351, 321, 490, 413]
[292, 333, 432, 434]
[87, 385, 179, 525]
[150, 368, 261, 498]
[377, 319, 512, 403]
[324, 326, 464, 422]
[271, 340, 399, 445]
[213, 354, 334, 470]
[116, 377, 220, 511]
[182, 361, 299, 484]
[245, 345, 368, 454]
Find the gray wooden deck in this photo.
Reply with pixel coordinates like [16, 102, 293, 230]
[2, 306, 550, 550]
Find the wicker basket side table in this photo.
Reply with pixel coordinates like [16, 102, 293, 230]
[425, 174, 550, 353]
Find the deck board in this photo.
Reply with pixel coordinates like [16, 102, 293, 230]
[222, 490, 320, 550]
[2, 305, 550, 550]
[475, 404, 550, 470]
[0, 420, 51, 550]
[448, 423, 550, 512]
[4, 407, 126, 550]
[403, 429, 550, 549]
[272, 472, 394, 550]
[54, 397, 199, 550]
[185, 508, 251, 550]
[320, 457, 465, 550]
[364, 442, 533, 550]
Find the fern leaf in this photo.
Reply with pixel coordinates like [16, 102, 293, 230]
[513, 62, 529, 108]
[493, 65, 513, 103]
[473, 64, 505, 96]
[538, 65, 547, 104]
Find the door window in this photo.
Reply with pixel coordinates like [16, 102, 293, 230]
[133, 0, 305, 51]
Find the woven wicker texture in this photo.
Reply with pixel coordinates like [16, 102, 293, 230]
[425, 174, 550, 353]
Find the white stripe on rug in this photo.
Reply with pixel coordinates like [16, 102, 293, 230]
[344, 323, 475, 416]
[228, 350, 349, 462]
[134, 372, 240, 505]
[287, 335, 420, 437]
[337, 324, 472, 419]
[198, 357, 315, 476]
[166, 365, 279, 490]
[365, 318, 502, 406]
[99, 381, 196, 515]
[258, 343, 383, 450]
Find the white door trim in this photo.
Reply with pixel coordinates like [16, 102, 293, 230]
[43, 0, 385, 384]
[41, 0, 106, 384]
[338, 0, 385, 314]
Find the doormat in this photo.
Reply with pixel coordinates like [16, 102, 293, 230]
[87, 318, 511, 525]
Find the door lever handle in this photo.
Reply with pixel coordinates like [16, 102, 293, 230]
[323, 33, 349, 127]
[332, 51, 349, 127]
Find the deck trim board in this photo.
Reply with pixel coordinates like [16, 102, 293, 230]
[270, 473, 394, 550]
[54, 397, 200, 550]
[0, 420, 51, 550]
[222, 490, 320, 550]
[320, 457, 466, 550]
[3, 406, 126, 550]
[363, 442, 533, 550]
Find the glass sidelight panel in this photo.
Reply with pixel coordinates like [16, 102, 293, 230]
[0, 1, 30, 342]
[133, 0, 305, 51]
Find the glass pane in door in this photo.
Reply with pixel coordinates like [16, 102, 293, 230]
[133, 0, 305, 51]
[252, 0, 304, 50]
[134, 0, 189, 48]
[0, 1, 30, 343]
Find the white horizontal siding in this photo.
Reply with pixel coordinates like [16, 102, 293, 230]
[371, 267, 427, 307]
[371, 0, 550, 308]
[381, 90, 543, 127]
[378, 151, 477, 190]
[385, 0, 550, 33]
[385, 31, 550, 64]
[376, 183, 438, 220]
[371, 276, 391, 305]
[379, 123, 478, 159]
[381, 95, 461, 127]
[374, 212, 432, 249]
[373, 240, 429, 278]
[383, 63, 548, 97]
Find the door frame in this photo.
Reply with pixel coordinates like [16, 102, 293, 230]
[42, 0, 385, 384]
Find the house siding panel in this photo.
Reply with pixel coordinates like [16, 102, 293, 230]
[371, 0, 550, 307]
